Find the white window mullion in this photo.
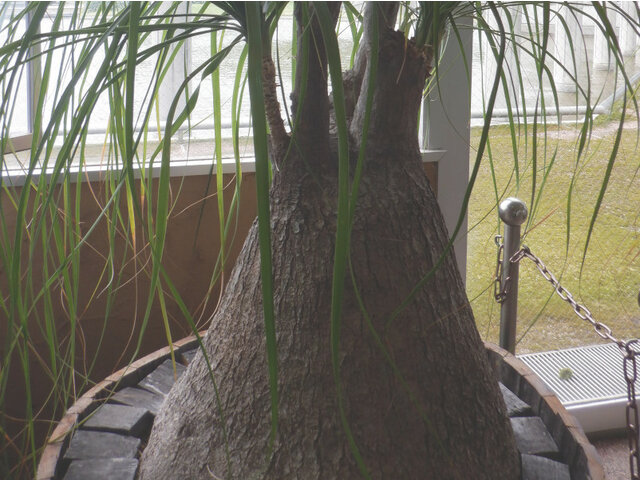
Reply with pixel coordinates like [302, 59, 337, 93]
[26, 7, 41, 146]
[422, 16, 474, 284]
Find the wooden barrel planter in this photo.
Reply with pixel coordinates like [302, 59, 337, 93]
[485, 342, 605, 480]
[37, 340, 604, 479]
[36, 335, 201, 480]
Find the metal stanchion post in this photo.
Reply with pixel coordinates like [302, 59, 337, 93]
[498, 198, 528, 354]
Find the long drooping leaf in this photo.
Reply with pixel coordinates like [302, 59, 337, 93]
[2, 2, 640, 476]
[245, 1, 279, 451]
[580, 3, 638, 267]
[315, 3, 371, 478]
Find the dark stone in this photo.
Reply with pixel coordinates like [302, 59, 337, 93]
[137, 363, 180, 396]
[516, 378, 543, 415]
[560, 429, 580, 475]
[537, 402, 560, 442]
[82, 404, 152, 438]
[521, 454, 570, 480]
[499, 361, 521, 393]
[63, 431, 140, 461]
[63, 458, 138, 480]
[181, 348, 197, 365]
[157, 358, 187, 377]
[109, 387, 165, 416]
[500, 382, 533, 417]
[569, 445, 592, 480]
[510, 417, 560, 460]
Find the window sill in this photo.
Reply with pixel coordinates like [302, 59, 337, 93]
[1, 150, 445, 188]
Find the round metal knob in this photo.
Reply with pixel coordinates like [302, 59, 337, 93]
[499, 198, 528, 226]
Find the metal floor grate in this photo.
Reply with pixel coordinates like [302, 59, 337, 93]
[518, 341, 640, 434]
[518, 342, 640, 406]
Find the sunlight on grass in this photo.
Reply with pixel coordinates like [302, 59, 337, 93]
[468, 122, 640, 353]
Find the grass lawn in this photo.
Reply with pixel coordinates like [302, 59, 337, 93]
[467, 120, 640, 353]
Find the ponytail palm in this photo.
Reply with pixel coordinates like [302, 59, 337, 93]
[0, 1, 638, 478]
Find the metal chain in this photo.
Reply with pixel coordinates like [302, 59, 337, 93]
[496, 241, 640, 479]
[494, 235, 509, 303]
[623, 340, 640, 480]
[509, 246, 623, 346]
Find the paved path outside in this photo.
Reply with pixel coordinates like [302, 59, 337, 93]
[593, 436, 631, 480]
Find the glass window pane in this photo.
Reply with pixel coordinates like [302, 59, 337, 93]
[0, 3, 30, 137]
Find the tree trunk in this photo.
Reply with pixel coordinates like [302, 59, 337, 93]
[141, 4, 520, 479]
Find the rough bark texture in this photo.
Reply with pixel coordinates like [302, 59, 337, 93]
[141, 4, 520, 479]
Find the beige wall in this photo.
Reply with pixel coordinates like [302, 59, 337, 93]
[1, 173, 258, 462]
